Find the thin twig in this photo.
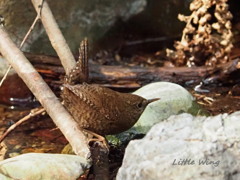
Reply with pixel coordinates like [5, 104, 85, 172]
[0, 108, 45, 143]
[0, 65, 11, 87]
[19, 0, 44, 49]
[19, 16, 39, 49]
[0, 0, 44, 87]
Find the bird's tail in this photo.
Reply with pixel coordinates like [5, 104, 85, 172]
[64, 38, 89, 85]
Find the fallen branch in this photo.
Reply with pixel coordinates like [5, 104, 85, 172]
[0, 26, 90, 158]
[24, 53, 213, 88]
[25, 53, 240, 89]
[31, 0, 76, 75]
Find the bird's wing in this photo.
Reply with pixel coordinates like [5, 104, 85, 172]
[63, 84, 114, 122]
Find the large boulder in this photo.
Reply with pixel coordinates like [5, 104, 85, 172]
[117, 112, 240, 180]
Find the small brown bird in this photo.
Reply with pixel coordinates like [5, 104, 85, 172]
[62, 83, 157, 135]
[61, 39, 159, 135]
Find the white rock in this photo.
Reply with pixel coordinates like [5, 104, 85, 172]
[133, 82, 195, 133]
[117, 112, 240, 180]
[0, 153, 91, 180]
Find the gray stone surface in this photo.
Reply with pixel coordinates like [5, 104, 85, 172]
[0, 153, 91, 180]
[117, 112, 240, 180]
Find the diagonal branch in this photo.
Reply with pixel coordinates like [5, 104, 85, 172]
[31, 0, 76, 75]
[0, 26, 90, 159]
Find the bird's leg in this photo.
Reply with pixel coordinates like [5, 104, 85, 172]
[83, 129, 109, 149]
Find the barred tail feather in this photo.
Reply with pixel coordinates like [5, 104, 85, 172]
[64, 38, 89, 84]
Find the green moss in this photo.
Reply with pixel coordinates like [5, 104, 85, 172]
[187, 101, 210, 116]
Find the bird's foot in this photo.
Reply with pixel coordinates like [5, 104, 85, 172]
[83, 129, 109, 150]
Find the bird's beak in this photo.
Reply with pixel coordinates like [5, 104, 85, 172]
[147, 98, 160, 104]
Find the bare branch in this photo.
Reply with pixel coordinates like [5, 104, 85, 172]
[0, 26, 90, 158]
[31, 0, 76, 75]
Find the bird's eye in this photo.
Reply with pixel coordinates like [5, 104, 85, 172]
[137, 102, 143, 108]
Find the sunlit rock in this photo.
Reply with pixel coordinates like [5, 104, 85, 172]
[0, 153, 90, 180]
[117, 112, 240, 180]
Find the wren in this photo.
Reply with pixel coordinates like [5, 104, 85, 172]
[61, 39, 159, 135]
